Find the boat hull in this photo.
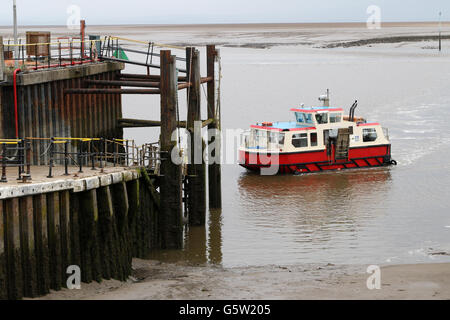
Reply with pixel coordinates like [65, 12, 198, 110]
[239, 144, 393, 174]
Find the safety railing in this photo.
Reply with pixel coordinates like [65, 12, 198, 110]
[0, 137, 164, 183]
[99, 36, 187, 74]
[2, 38, 102, 72]
[2, 35, 189, 73]
[0, 139, 31, 183]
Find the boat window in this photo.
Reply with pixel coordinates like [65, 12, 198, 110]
[310, 132, 318, 147]
[292, 133, 308, 148]
[304, 113, 314, 124]
[363, 128, 377, 142]
[278, 133, 285, 146]
[257, 130, 268, 148]
[315, 113, 328, 124]
[330, 113, 341, 123]
[295, 112, 305, 123]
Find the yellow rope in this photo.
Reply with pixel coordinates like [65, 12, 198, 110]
[109, 36, 185, 50]
[54, 137, 100, 141]
[25, 137, 51, 140]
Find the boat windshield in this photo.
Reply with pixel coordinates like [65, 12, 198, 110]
[296, 112, 314, 125]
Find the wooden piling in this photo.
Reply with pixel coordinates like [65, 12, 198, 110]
[159, 50, 183, 249]
[59, 190, 71, 287]
[32, 194, 50, 295]
[96, 186, 116, 280]
[5, 197, 23, 299]
[0, 200, 8, 300]
[19, 196, 37, 297]
[68, 192, 81, 271]
[186, 47, 206, 225]
[126, 180, 139, 259]
[110, 182, 131, 280]
[46, 192, 62, 291]
[78, 189, 101, 283]
[206, 45, 222, 209]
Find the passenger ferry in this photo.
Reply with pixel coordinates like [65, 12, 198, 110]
[239, 91, 396, 174]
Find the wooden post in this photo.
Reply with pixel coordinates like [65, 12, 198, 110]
[19, 196, 37, 297]
[59, 190, 71, 287]
[47, 192, 62, 291]
[126, 180, 139, 259]
[111, 182, 131, 280]
[96, 186, 117, 280]
[78, 189, 101, 283]
[159, 50, 183, 249]
[186, 47, 206, 225]
[69, 192, 81, 272]
[0, 200, 8, 299]
[206, 45, 222, 209]
[5, 197, 23, 299]
[33, 194, 50, 295]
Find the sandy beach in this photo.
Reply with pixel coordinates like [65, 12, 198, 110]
[34, 259, 450, 300]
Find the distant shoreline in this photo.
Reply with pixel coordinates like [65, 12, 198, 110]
[0, 21, 449, 29]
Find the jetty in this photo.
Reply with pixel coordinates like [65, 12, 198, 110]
[0, 21, 222, 299]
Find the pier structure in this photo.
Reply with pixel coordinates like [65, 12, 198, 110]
[0, 29, 222, 299]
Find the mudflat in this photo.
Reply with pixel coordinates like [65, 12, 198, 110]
[34, 260, 450, 300]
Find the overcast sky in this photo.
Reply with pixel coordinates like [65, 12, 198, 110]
[0, 0, 448, 26]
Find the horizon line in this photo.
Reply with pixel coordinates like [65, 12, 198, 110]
[0, 20, 448, 29]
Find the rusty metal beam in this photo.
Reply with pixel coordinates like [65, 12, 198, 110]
[84, 79, 160, 88]
[118, 118, 213, 128]
[201, 76, 213, 83]
[101, 56, 187, 73]
[177, 82, 192, 90]
[64, 88, 161, 95]
[121, 73, 187, 82]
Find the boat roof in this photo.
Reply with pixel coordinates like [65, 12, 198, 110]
[290, 107, 344, 113]
[251, 121, 316, 132]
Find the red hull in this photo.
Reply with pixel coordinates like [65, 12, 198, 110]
[239, 144, 392, 174]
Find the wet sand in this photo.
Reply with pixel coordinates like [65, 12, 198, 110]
[35, 259, 450, 300]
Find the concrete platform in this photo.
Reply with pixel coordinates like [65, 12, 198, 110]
[0, 165, 141, 200]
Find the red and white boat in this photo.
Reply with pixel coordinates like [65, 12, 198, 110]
[239, 91, 396, 174]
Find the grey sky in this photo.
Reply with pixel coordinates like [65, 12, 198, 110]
[0, 0, 448, 26]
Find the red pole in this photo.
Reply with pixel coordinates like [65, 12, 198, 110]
[13, 68, 21, 138]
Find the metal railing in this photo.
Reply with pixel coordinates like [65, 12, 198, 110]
[2, 35, 189, 74]
[2, 38, 102, 72]
[100, 36, 187, 73]
[0, 136, 164, 182]
[0, 139, 31, 183]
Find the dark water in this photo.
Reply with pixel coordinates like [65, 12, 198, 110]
[121, 41, 450, 267]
